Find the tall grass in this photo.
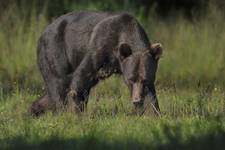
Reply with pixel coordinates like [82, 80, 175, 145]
[0, 4, 225, 94]
[0, 5, 47, 94]
[145, 5, 225, 87]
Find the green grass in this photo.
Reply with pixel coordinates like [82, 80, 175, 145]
[0, 82, 224, 149]
[0, 3, 225, 150]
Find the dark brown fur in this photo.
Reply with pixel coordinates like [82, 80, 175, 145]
[29, 11, 163, 116]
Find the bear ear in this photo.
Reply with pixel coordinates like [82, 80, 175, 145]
[150, 43, 163, 60]
[118, 43, 132, 61]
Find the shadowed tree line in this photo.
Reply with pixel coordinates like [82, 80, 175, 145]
[1, 0, 224, 19]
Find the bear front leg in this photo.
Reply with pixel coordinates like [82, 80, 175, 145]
[67, 53, 100, 113]
[66, 90, 88, 113]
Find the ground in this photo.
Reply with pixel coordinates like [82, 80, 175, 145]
[0, 77, 224, 150]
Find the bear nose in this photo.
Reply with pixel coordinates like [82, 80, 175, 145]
[132, 98, 142, 105]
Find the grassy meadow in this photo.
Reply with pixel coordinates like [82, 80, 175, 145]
[0, 2, 225, 150]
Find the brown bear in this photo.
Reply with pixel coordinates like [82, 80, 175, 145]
[29, 11, 163, 116]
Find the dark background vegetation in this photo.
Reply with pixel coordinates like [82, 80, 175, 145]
[1, 0, 225, 18]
